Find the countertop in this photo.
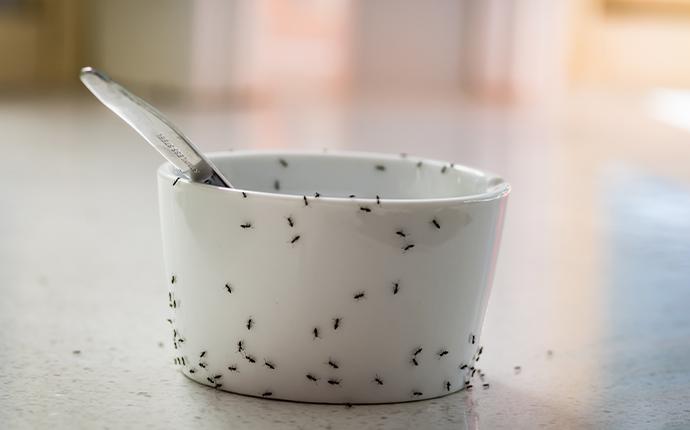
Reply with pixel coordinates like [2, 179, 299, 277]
[1, 92, 689, 429]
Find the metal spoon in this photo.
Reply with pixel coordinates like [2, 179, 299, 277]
[79, 66, 232, 188]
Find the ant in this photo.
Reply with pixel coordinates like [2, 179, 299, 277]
[278, 158, 288, 167]
[173, 177, 180, 186]
[393, 282, 400, 294]
[333, 318, 341, 330]
[237, 340, 245, 353]
[306, 374, 319, 382]
[225, 283, 232, 293]
[245, 354, 256, 364]
[354, 292, 365, 300]
[360, 207, 371, 213]
[228, 365, 238, 372]
[413, 347, 423, 356]
[438, 350, 449, 357]
[395, 230, 406, 238]
[327, 379, 341, 386]
[374, 376, 384, 385]
[240, 223, 252, 229]
[264, 360, 275, 370]
[375, 165, 386, 171]
[262, 391, 273, 397]
[246, 318, 253, 330]
[303, 196, 308, 206]
[287, 216, 294, 227]
[328, 359, 339, 369]
[432, 219, 440, 229]
[291, 235, 301, 244]
[274, 180, 280, 191]
[403, 244, 415, 252]
[441, 165, 447, 174]
[313, 327, 319, 339]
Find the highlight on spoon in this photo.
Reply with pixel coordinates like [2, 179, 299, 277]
[79, 66, 232, 188]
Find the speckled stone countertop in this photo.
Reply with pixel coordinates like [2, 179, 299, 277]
[2, 94, 690, 429]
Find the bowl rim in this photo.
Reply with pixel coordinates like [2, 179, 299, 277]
[158, 149, 511, 204]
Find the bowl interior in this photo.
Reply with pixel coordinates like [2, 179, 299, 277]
[191, 152, 505, 200]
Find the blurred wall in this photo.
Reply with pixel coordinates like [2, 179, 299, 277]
[0, 0, 81, 88]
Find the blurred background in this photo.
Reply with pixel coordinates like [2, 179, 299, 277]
[2, 1, 690, 428]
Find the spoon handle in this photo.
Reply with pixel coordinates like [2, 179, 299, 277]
[79, 67, 232, 188]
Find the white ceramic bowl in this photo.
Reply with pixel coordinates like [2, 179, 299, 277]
[157, 150, 509, 404]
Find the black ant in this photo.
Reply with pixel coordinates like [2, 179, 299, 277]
[306, 374, 319, 382]
[314, 192, 320, 198]
[262, 391, 273, 397]
[207, 377, 215, 384]
[240, 222, 252, 229]
[228, 365, 238, 372]
[432, 219, 440, 229]
[416, 161, 423, 168]
[278, 158, 288, 167]
[225, 283, 232, 293]
[199, 362, 207, 368]
[445, 381, 451, 391]
[478, 346, 483, 355]
[469, 334, 475, 344]
[374, 376, 384, 385]
[245, 354, 256, 363]
[173, 177, 180, 186]
[246, 318, 253, 330]
[482, 383, 490, 389]
[354, 292, 365, 300]
[303, 196, 308, 206]
[213, 375, 222, 379]
[237, 340, 244, 353]
[328, 359, 339, 369]
[360, 207, 371, 213]
[393, 282, 400, 294]
[466, 384, 473, 390]
[214, 383, 223, 389]
[313, 327, 319, 339]
[241, 192, 247, 198]
[333, 318, 341, 330]
[376, 195, 380, 205]
[438, 350, 449, 357]
[291, 235, 301, 244]
[403, 244, 415, 252]
[375, 165, 386, 171]
[287, 216, 294, 227]
[460, 364, 468, 370]
[412, 358, 419, 366]
[327, 379, 341, 386]
[189, 369, 196, 374]
[274, 180, 280, 191]
[441, 165, 447, 174]
[413, 347, 423, 356]
[412, 391, 423, 396]
[264, 360, 275, 370]
[349, 195, 356, 198]
[395, 230, 406, 238]
[171, 275, 176, 284]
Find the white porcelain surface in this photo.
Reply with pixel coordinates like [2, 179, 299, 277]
[157, 151, 509, 404]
